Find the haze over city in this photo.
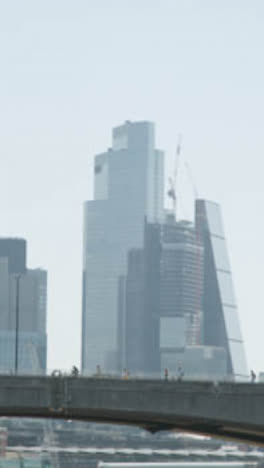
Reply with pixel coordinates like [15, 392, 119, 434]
[0, 0, 264, 372]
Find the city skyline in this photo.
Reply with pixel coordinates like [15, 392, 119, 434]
[0, 120, 250, 378]
[83, 120, 247, 380]
[0, 1, 263, 372]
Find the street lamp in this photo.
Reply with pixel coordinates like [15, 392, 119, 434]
[14, 274, 21, 375]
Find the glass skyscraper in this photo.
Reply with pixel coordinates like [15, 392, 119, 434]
[82, 120, 248, 380]
[0, 238, 47, 374]
[196, 199, 248, 380]
[119, 201, 248, 380]
[82, 121, 164, 373]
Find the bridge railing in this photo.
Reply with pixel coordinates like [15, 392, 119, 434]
[0, 367, 250, 383]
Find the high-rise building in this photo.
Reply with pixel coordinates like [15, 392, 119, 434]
[0, 238, 47, 374]
[82, 121, 164, 373]
[82, 120, 248, 381]
[0, 238, 26, 274]
[118, 222, 161, 375]
[196, 199, 248, 380]
[119, 202, 248, 381]
[159, 214, 205, 374]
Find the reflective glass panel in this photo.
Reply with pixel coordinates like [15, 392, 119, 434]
[229, 340, 248, 379]
[223, 305, 242, 341]
[217, 270, 236, 305]
[211, 236, 231, 272]
[205, 201, 224, 236]
[160, 316, 185, 348]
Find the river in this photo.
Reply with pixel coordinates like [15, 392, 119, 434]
[1, 446, 263, 467]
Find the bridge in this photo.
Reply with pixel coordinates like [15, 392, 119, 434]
[0, 376, 263, 445]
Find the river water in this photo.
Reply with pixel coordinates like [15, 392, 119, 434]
[2, 446, 263, 467]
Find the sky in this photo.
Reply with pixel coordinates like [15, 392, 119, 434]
[0, 0, 264, 373]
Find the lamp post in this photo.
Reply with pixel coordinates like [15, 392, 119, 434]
[14, 274, 21, 375]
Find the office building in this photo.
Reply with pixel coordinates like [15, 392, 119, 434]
[82, 121, 248, 380]
[0, 238, 26, 274]
[196, 199, 248, 380]
[159, 215, 205, 375]
[0, 238, 47, 374]
[118, 222, 161, 375]
[119, 202, 247, 380]
[119, 215, 205, 377]
[82, 121, 164, 373]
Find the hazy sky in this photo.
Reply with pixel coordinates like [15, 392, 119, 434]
[1, 0, 264, 373]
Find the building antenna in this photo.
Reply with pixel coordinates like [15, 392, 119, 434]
[167, 134, 182, 220]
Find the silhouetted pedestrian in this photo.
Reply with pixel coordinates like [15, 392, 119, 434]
[71, 365, 79, 377]
[177, 364, 184, 382]
[164, 368, 169, 380]
[250, 369, 256, 383]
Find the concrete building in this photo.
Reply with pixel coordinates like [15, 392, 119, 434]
[0, 238, 47, 374]
[82, 121, 164, 374]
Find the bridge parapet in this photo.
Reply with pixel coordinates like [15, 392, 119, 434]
[0, 376, 263, 445]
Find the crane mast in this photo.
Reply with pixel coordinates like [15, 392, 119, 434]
[167, 134, 182, 220]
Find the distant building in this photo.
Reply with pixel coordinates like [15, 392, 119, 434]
[196, 199, 248, 380]
[0, 238, 26, 274]
[82, 121, 164, 373]
[0, 238, 47, 374]
[118, 222, 161, 375]
[159, 214, 205, 375]
[82, 121, 248, 380]
[119, 201, 248, 381]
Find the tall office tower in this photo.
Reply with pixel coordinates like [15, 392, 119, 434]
[82, 121, 164, 373]
[159, 215, 204, 370]
[0, 238, 47, 374]
[118, 222, 161, 375]
[159, 210, 228, 379]
[119, 201, 248, 380]
[195, 200, 248, 380]
[119, 216, 204, 377]
[0, 238, 26, 274]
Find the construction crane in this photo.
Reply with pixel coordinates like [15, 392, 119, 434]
[167, 134, 182, 219]
[168, 135, 201, 346]
[168, 135, 199, 213]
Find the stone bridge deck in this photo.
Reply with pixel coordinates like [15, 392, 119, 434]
[0, 376, 263, 445]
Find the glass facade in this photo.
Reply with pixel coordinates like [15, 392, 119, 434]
[82, 121, 164, 374]
[0, 331, 47, 374]
[0, 240, 47, 374]
[160, 220, 204, 347]
[196, 200, 248, 380]
[160, 316, 185, 348]
[82, 123, 248, 380]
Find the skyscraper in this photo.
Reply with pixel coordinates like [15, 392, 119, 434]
[82, 121, 164, 373]
[159, 215, 205, 374]
[0, 238, 47, 374]
[196, 199, 248, 380]
[120, 200, 247, 380]
[118, 221, 161, 375]
[82, 121, 248, 381]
